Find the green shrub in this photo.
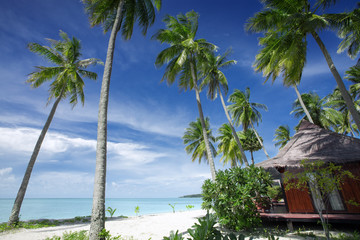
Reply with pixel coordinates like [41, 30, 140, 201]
[187, 212, 221, 240]
[163, 230, 184, 240]
[202, 165, 272, 231]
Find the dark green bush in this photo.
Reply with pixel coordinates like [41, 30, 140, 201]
[202, 166, 272, 231]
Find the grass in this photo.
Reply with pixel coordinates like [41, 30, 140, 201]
[0, 215, 128, 233]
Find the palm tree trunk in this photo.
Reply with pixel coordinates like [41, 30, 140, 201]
[89, 1, 124, 239]
[189, 59, 216, 180]
[250, 151, 254, 165]
[311, 31, 360, 131]
[250, 121, 270, 159]
[218, 90, 249, 167]
[293, 85, 314, 124]
[8, 88, 65, 226]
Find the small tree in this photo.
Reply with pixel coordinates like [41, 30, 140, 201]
[202, 166, 272, 230]
[284, 159, 356, 240]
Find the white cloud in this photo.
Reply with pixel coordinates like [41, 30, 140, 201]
[0, 167, 16, 195]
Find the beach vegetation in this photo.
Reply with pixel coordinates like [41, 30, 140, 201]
[238, 129, 262, 165]
[228, 88, 270, 160]
[284, 159, 356, 240]
[107, 207, 117, 218]
[186, 205, 194, 211]
[82, 0, 162, 238]
[135, 206, 140, 216]
[153, 11, 217, 180]
[217, 124, 244, 168]
[168, 203, 176, 213]
[183, 117, 217, 167]
[8, 31, 101, 226]
[202, 166, 272, 230]
[200, 50, 249, 167]
[163, 230, 184, 240]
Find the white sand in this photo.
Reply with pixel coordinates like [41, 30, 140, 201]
[0, 210, 207, 240]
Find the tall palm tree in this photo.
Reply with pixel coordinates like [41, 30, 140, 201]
[200, 50, 250, 166]
[239, 129, 262, 165]
[228, 88, 270, 159]
[246, 0, 360, 133]
[82, 0, 161, 238]
[216, 123, 243, 167]
[253, 30, 314, 124]
[8, 31, 101, 226]
[291, 92, 342, 130]
[153, 11, 217, 180]
[273, 125, 291, 149]
[183, 117, 216, 166]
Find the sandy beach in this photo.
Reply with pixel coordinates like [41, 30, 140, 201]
[0, 210, 207, 240]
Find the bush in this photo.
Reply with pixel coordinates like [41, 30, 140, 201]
[202, 166, 272, 231]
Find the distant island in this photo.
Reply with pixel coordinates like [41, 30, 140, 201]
[179, 194, 202, 198]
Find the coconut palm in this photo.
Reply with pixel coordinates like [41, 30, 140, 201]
[239, 129, 262, 165]
[246, 0, 360, 134]
[327, 88, 359, 136]
[183, 117, 216, 166]
[8, 31, 101, 226]
[82, 0, 161, 238]
[228, 88, 270, 159]
[253, 30, 314, 124]
[200, 50, 250, 166]
[153, 11, 217, 180]
[217, 123, 243, 167]
[291, 92, 342, 130]
[273, 125, 291, 149]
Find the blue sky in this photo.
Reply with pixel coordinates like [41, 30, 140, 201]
[0, 0, 358, 198]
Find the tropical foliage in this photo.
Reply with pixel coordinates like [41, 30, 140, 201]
[202, 166, 272, 230]
[183, 118, 216, 165]
[273, 125, 291, 149]
[239, 129, 262, 164]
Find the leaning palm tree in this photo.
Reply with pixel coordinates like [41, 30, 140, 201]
[253, 30, 314, 124]
[273, 125, 291, 149]
[82, 0, 161, 238]
[153, 11, 217, 180]
[183, 117, 216, 167]
[8, 31, 101, 226]
[246, 0, 360, 133]
[200, 50, 250, 166]
[228, 88, 270, 159]
[291, 92, 342, 130]
[216, 123, 243, 167]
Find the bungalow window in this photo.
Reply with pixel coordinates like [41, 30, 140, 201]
[307, 173, 345, 212]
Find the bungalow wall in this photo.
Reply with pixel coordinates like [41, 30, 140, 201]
[340, 162, 360, 213]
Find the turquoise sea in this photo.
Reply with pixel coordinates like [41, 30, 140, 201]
[0, 198, 203, 223]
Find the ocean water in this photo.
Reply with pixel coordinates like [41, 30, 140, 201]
[0, 198, 203, 223]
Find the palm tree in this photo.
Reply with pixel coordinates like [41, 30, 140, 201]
[273, 125, 291, 149]
[200, 50, 250, 167]
[217, 123, 243, 167]
[228, 88, 270, 159]
[291, 92, 342, 130]
[8, 31, 101, 226]
[183, 117, 216, 166]
[153, 11, 217, 180]
[246, 0, 360, 134]
[327, 88, 359, 136]
[239, 129, 262, 165]
[253, 30, 314, 124]
[82, 0, 161, 238]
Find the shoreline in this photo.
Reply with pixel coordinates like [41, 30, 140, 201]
[0, 209, 207, 240]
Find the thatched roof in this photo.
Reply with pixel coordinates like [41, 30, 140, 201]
[257, 120, 360, 169]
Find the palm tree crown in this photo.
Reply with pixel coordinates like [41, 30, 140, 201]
[228, 88, 267, 131]
[183, 117, 216, 164]
[273, 125, 291, 149]
[217, 123, 243, 167]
